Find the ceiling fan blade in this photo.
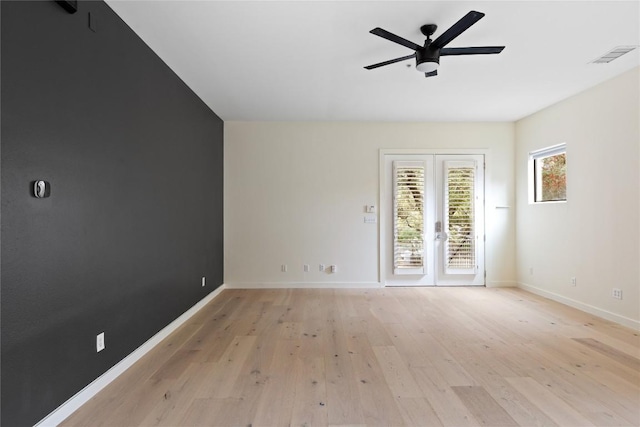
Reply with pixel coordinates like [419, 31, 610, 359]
[440, 46, 505, 56]
[370, 27, 422, 51]
[425, 70, 438, 78]
[431, 11, 485, 49]
[364, 53, 416, 70]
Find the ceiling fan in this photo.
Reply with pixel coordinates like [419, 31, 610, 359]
[365, 10, 505, 77]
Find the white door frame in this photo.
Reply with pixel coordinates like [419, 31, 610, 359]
[379, 148, 489, 286]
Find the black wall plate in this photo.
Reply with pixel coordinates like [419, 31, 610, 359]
[56, 0, 77, 14]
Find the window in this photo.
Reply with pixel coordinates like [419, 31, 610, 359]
[529, 143, 566, 203]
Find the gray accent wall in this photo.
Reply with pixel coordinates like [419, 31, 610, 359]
[1, 1, 224, 425]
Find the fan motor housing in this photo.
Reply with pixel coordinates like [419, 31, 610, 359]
[416, 47, 440, 72]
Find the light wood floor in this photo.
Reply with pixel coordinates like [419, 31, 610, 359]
[62, 287, 640, 426]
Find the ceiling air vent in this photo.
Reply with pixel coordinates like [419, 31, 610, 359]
[590, 46, 638, 64]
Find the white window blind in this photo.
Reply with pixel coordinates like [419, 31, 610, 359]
[444, 161, 476, 274]
[393, 161, 425, 275]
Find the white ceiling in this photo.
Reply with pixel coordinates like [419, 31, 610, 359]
[106, 1, 640, 122]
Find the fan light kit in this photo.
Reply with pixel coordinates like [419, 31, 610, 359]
[365, 11, 505, 78]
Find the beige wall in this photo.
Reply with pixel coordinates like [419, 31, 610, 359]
[224, 122, 516, 288]
[515, 67, 640, 328]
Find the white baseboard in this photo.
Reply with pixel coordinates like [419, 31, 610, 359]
[225, 281, 383, 289]
[517, 282, 640, 331]
[227, 282, 518, 289]
[35, 284, 228, 427]
[487, 280, 518, 288]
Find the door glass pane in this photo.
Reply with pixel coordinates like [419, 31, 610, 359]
[394, 164, 424, 272]
[445, 164, 475, 273]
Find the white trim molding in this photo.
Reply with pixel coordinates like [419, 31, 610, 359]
[518, 282, 640, 331]
[35, 285, 228, 427]
[225, 282, 382, 289]
[487, 280, 518, 288]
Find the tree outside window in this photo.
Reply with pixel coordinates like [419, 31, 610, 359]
[530, 143, 567, 203]
[537, 153, 566, 201]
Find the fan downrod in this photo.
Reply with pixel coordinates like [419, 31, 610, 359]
[420, 24, 437, 38]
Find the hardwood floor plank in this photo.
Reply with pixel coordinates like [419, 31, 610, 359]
[150, 348, 202, 381]
[579, 368, 640, 423]
[573, 337, 640, 371]
[395, 397, 443, 427]
[366, 291, 401, 324]
[452, 385, 519, 426]
[298, 293, 331, 360]
[524, 356, 639, 425]
[483, 382, 559, 427]
[290, 356, 329, 427]
[65, 377, 173, 427]
[179, 397, 231, 426]
[527, 335, 640, 386]
[226, 300, 282, 393]
[382, 322, 432, 368]
[195, 335, 257, 399]
[347, 334, 406, 425]
[410, 367, 479, 427]
[279, 321, 303, 340]
[324, 301, 366, 426]
[253, 339, 302, 425]
[372, 345, 424, 398]
[139, 361, 207, 426]
[505, 377, 596, 426]
[406, 332, 477, 386]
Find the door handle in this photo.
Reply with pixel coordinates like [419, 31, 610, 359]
[435, 221, 447, 241]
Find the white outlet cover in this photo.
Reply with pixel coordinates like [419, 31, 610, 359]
[96, 332, 105, 352]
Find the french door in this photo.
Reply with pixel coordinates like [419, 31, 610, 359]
[383, 154, 485, 286]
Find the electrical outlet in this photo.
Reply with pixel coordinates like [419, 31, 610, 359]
[319, 264, 325, 272]
[570, 277, 576, 286]
[281, 264, 287, 273]
[612, 288, 623, 300]
[201, 276, 206, 287]
[330, 265, 337, 273]
[303, 264, 310, 273]
[96, 332, 105, 352]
